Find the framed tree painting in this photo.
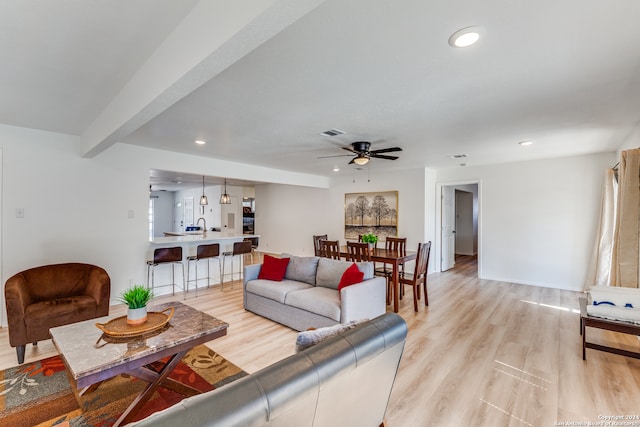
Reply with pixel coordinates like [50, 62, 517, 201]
[345, 191, 398, 240]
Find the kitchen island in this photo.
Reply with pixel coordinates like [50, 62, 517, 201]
[151, 231, 258, 246]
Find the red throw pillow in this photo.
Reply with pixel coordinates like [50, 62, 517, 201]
[258, 255, 290, 281]
[338, 263, 364, 292]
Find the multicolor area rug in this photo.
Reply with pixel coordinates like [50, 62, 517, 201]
[0, 345, 247, 427]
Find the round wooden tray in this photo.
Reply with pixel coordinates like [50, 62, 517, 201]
[95, 306, 174, 338]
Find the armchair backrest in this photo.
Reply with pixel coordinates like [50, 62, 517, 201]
[13, 263, 109, 302]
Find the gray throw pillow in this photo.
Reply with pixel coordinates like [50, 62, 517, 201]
[316, 258, 373, 289]
[295, 319, 369, 353]
[282, 254, 320, 285]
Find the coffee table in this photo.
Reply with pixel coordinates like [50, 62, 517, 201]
[50, 301, 228, 426]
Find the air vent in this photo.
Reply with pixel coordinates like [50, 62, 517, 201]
[450, 154, 468, 159]
[320, 128, 345, 137]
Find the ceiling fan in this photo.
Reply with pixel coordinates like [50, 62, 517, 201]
[318, 141, 403, 165]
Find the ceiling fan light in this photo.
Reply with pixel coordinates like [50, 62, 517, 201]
[353, 156, 369, 165]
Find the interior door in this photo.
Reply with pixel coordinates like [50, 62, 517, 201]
[441, 186, 456, 271]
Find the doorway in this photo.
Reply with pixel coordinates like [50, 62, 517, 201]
[438, 182, 480, 274]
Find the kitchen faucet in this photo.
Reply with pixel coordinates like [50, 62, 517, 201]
[196, 217, 207, 232]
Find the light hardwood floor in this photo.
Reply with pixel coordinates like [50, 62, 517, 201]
[1, 255, 639, 426]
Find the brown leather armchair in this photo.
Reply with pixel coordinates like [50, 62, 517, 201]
[5, 263, 110, 364]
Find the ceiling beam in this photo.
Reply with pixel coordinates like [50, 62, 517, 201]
[80, 0, 326, 158]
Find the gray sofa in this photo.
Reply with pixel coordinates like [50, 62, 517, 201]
[129, 312, 407, 427]
[243, 255, 387, 331]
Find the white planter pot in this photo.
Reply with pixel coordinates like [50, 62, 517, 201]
[127, 306, 148, 326]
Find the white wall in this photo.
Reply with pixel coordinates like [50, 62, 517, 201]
[254, 183, 331, 255]
[0, 123, 329, 325]
[436, 152, 616, 291]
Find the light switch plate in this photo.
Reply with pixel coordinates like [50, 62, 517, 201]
[15, 208, 24, 218]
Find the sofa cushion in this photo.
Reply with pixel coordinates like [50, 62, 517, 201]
[246, 279, 313, 304]
[282, 254, 319, 285]
[338, 263, 364, 292]
[316, 258, 373, 290]
[25, 296, 97, 332]
[285, 287, 340, 322]
[258, 255, 290, 281]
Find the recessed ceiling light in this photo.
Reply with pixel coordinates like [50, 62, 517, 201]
[518, 140, 534, 146]
[195, 140, 206, 145]
[448, 27, 481, 48]
[332, 166, 340, 172]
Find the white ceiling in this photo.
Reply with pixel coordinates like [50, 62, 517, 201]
[2, 0, 639, 182]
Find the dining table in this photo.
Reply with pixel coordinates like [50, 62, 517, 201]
[340, 246, 417, 313]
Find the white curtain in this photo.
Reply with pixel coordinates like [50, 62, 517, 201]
[611, 148, 640, 288]
[586, 168, 617, 288]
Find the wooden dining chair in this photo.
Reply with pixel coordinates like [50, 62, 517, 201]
[319, 240, 341, 260]
[346, 241, 371, 262]
[313, 234, 328, 256]
[375, 237, 407, 304]
[399, 241, 431, 311]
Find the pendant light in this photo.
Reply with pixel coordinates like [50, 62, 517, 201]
[199, 176, 208, 206]
[219, 178, 231, 204]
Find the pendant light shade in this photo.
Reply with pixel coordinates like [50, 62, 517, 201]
[219, 178, 231, 204]
[200, 176, 208, 206]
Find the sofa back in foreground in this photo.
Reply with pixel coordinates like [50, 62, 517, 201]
[128, 312, 407, 427]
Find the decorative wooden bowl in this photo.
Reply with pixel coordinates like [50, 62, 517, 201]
[95, 306, 174, 338]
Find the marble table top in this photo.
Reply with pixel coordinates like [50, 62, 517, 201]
[50, 301, 228, 388]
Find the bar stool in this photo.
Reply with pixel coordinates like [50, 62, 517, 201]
[186, 243, 221, 297]
[244, 237, 259, 263]
[221, 240, 253, 290]
[146, 246, 184, 298]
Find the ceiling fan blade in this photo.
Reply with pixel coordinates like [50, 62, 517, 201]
[370, 153, 399, 160]
[370, 147, 402, 154]
[342, 146, 359, 154]
[317, 154, 355, 159]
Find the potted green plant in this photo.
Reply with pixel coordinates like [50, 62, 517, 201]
[119, 284, 153, 326]
[361, 233, 378, 252]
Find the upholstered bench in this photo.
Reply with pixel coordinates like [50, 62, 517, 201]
[580, 286, 640, 360]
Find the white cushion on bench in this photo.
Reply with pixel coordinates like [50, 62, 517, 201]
[587, 304, 640, 325]
[589, 285, 640, 308]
